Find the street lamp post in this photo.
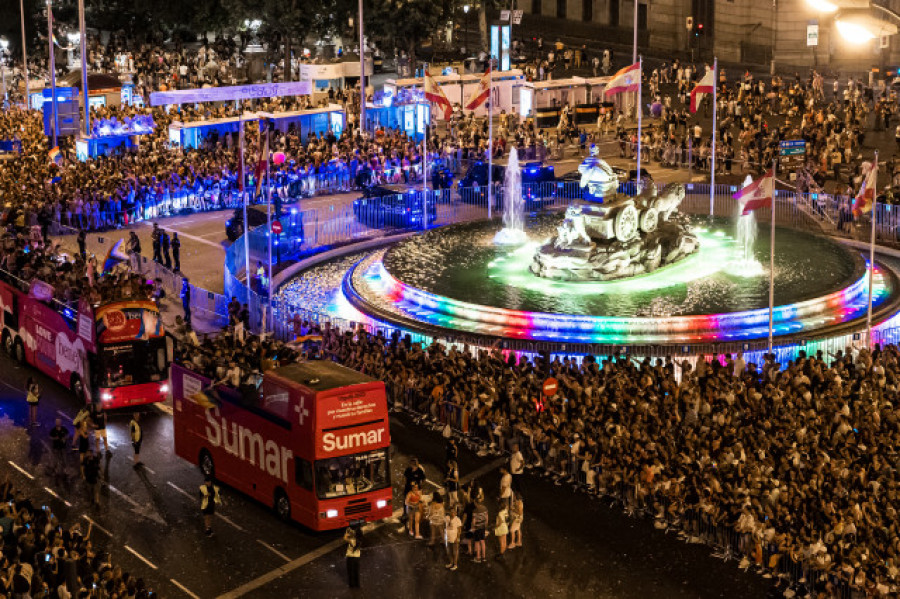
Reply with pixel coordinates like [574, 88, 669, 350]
[47, 0, 58, 148]
[20, 0, 29, 102]
[78, 0, 89, 137]
[464, 4, 470, 52]
[359, 0, 366, 139]
[0, 39, 8, 106]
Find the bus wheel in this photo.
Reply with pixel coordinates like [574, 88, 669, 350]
[274, 489, 291, 521]
[13, 338, 25, 364]
[2, 332, 12, 355]
[199, 450, 215, 479]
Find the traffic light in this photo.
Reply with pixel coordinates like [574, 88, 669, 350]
[695, 22, 704, 37]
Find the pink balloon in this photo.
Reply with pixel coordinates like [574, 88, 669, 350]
[273, 152, 286, 165]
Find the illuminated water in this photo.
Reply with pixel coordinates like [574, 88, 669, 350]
[382, 215, 861, 317]
[493, 148, 527, 245]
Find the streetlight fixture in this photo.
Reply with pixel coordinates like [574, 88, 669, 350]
[806, 0, 839, 12]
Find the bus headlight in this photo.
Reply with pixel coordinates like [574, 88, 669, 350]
[159, 383, 170, 394]
[376, 500, 387, 509]
[100, 391, 113, 402]
[326, 509, 338, 518]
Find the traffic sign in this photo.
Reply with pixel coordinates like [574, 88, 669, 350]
[542, 377, 558, 397]
[512, 10, 523, 24]
[272, 220, 283, 235]
[779, 140, 806, 156]
[500, 9, 510, 21]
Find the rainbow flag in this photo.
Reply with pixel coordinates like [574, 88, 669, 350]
[48, 146, 63, 166]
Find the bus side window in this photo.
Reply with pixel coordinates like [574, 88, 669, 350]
[295, 458, 314, 491]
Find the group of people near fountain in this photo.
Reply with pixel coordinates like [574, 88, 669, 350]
[275, 319, 900, 596]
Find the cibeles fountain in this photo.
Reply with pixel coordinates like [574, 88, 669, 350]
[531, 145, 699, 281]
[281, 142, 900, 355]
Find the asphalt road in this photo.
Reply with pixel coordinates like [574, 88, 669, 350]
[0, 347, 774, 599]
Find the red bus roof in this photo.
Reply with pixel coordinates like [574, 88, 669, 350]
[270, 361, 376, 393]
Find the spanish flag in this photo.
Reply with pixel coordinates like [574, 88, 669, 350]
[48, 146, 63, 167]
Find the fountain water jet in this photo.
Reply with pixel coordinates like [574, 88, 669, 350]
[493, 148, 528, 245]
[731, 175, 765, 277]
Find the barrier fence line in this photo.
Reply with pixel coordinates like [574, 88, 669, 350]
[139, 180, 900, 357]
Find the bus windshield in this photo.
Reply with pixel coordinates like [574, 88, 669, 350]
[315, 448, 389, 499]
[97, 338, 168, 388]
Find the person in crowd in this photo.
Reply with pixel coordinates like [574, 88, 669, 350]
[444, 504, 463, 571]
[404, 482, 423, 540]
[427, 492, 445, 547]
[471, 491, 489, 563]
[509, 492, 524, 549]
[25, 376, 40, 428]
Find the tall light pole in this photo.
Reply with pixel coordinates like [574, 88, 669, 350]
[20, 0, 29, 102]
[47, 0, 58, 148]
[633, 0, 638, 63]
[770, 0, 777, 75]
[464, 4, 470, 51]
[78, 0, 89, 137]
[358, 0, 366, 139]
[0, 39, 8, 106]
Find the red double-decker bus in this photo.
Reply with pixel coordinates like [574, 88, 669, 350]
[172, 361, 393, 530]
[0, 274, 170, 408]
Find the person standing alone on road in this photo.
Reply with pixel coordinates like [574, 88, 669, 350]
[199, 476, 222, 536]
[49, 419, 69, 476]
[129, 413, 143, 468]
[445, 505, 462, 571]
[83, 448, 101, 506]
[343, 523, 362, 588]
[26, 377, 40, 428]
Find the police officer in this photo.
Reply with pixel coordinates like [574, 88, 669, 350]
[343, 524, 362, 588]
[151, 223, 162, 263]
[129, 413, 142, 468]
[171, 232, 181, 272]
[200, 476, 222, 536]
[181, 278, 192, 326]
[26, 376, 40, 428]
[161, 229, 172, 269]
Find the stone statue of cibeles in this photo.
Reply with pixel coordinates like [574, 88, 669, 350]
[532, 183, 700, 281]
[577, 144, 619, 201]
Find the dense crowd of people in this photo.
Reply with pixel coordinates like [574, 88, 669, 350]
[267, 322, 897, 596]
[0, 475, 154, 598]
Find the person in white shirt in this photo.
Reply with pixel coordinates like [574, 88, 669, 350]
[444, 506, 462, 570]
[499, 465, 513, 510]
[509, 443, 524, 493]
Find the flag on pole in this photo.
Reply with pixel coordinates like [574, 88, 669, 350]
[690, 67, 716, 113]
[424, 74, 453, 120]
[734, 169, 775, 215]
[603, 62, 641, 96]
[48, 146, 63, 167]
[853, 157, 878, 217]
[254, 131, 269, 198]
[465, 67, 492, 111]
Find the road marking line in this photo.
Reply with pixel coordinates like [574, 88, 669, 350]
[167, 482, 246, 532]
[216, 455, 507, 598]
[170, 579, 201, 599]
[142, 465, 157, 475]
[82, 515, 111, 536]
[154, 403, 174, 415]
[43, 487, 72, 507]
[109, 485, 144, 511]
[56, 410, 73, 423]
[217, 508, 399, 599]
[216, 512, 245, 532]
[124, 545, 157, 569]
[257, 539, 291, 562]
[8, 461, 34, 480]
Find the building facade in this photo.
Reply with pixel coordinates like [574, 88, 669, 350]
[520, 0, 900, 73]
